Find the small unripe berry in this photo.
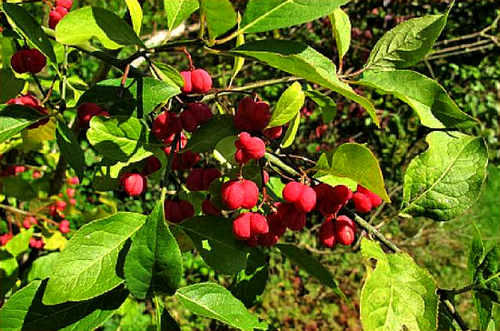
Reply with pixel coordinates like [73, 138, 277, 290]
[319, 219, 336, 248]
[164, 199, 194, 223]
[119, 173, 147, 196]
[234, 97, 271, 132]
[56, 0, 73, 10]
[233, 212, 268, 240]
[353, 192, 372, 213]
[277, 202, 306, 231]
[221, 179, 259, 210]
[11, 49, 47, 74]
[59, 220, 70, 233]
[283, 182, 316, 213]
[202, 198, 221, 216]
[234, 132, 266, 164]
[180, 69, 212, 94]
[142, 156, 162, 176]
[152, 111, 182, 141]
[263, 126, 283, 140]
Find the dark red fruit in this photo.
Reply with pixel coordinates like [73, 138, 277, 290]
[234, 132, 266, 164]
[357, 185, 383, 208]
[258, 233, 279, 247]
[233, 212, 268, 240]
[171, 150, 200, 170]
[282, 182, 316, 213]
[162, 132, 187, 153]
[221, 179, 259, 210]
[186, 168, 221, 191]
[56, 200, 67, 211]
[59, 219, 70, 233]
[77, 103, 109, 129]
[234, 97, 271, 132]
[180, 69, 212, 94]
[266, 212, 286, 237]
[49, 10, 63, 29]
[0, 234, 13, 246]
[334, 216, 356, 246]
[7, 93, 49, 129]
[277, 202, 306, 231]
[353, 192, 372, 213]
[56, 0, 73, 10]
[164, 199, 194, 223]
[202, 198, 221, 216]
[263, 126, 283, 140]
[319, 218, 336, 248]
[152, 111, 182, 141]
[142, 156, 162, 176]
[180, 103, 213, 132]
[11, 49, 47, 74]
[119, 173, 147, 196]
[314, 184, 352, 216]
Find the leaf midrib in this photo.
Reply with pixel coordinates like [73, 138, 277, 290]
[240, 0, 294, 34]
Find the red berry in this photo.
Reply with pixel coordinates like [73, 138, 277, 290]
[185, 168, 204, 191]
[14, 165, 27, 174]
[262, 170, 270, 185]
[32, 171, 42, 179]
[232, 212, 268, 241]
[162, 132, 187, 153]
[283, 182, 316, 213]
[234, 132, 266, 164]
[49, 10, 63, 29]
[267, 212, 286, 237]
[69, 198, 76, 205]
[234, 97, 271, 132]
[180, 103, 213, 132]
[202, 168, 222, 190]
[164, 199, 194, 223]
[66, 187, 75, 198]
[59, 220, 70, 233]
[313, 184, 351, 216]
[263, 126, 283, 140]
[35, 239, 45, 250]
[277, 202, 306, 231]
[171, 150, 200, 170]
[221, 179, 259, 210]
[142, 156, 162, 176]
[353, 192, 372, 213]
[258, 233, 279, 247]
[180, 69, 212, 94]
[29, 238, 38, 248]
[334, 217, 356, 246]
[152, 111, 182, 141]
[56, 200, 67, 211]
[357, 185, 382, 208]
[77, 103, 104, 129]
[119, 173, 147, 196]
[11, 49, 46, 74]
[54, 5, 68, 17]
[336, 215, 356, 232]
[319, 218, 336, 248]
[23, 219, 32, 229]
[7, 93, 49, 129]
[202, 198, 221, 216]
[0, 234, 13, 246]
[68, 176, 79, 185]
[56, 0, 73, 10]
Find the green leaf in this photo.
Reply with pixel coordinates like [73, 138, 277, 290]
[360, 239, 438, 331]
[2, 3, 57, 63]
[180, 216, 249, 275]
[365, 12, 448, 70]
[55, 7, 145, 49]
[315, 143, 390, 202]
[358, 70, 477, 129]
[87, 116, 152, 162]
[164, 0, 199, 33]
[240, 0, 349, 34]
[125, 0, 143, 36]
[268, 82, 305, 128]
[231, 40, 378, 126]
[27, 252, 61, 282]
[0, 105, 48, 143]
[5, 229, 33, 258]
[470, 223, 485, 282]
[474, 245, 500, 302]
[56, 121, 85, 180]
[230, 249, 268, 308]
[313, 173, 357, 191]
[0, 68, 25, 104]
[0, 250, 18, 300]
[124, 196, 182, 299]
[280, 111, 300, 148]
[329, 8, 351, 60]
[176, 282, 266, 331]
[201, 0, 237, 41]
[276, 244, 344, 298]
[230, 18, 245, 84]
[437, 300, 456, 331]
[474, 291, 493, 331]
[0, 177, 36, 201]
[153, 62, 185, 88]
[0, 280, 128, 331]
[42, 212, 147, 305]
[185, 115, 238, 153]
[160, 308, 181, 331]
[401, 132, 488, 221]
[78, 77, 180, 118]
[304, 87, 337, 123]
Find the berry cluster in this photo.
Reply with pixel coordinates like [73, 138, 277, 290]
[11, 48, 46, 74]
[49, 0, 73, 29]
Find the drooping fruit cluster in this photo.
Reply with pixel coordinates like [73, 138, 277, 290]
[49, 0, 73, 29]
[164, 199, 195, 223]
[119, 173, 147, 197]
[180, 69, 212, 94]
[11, 48, 46, 74]
[221, 179, 259, 210]
[234, 132, 266, 164]
[7, 93, 49, 129]
[319, 215, 357, 248]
